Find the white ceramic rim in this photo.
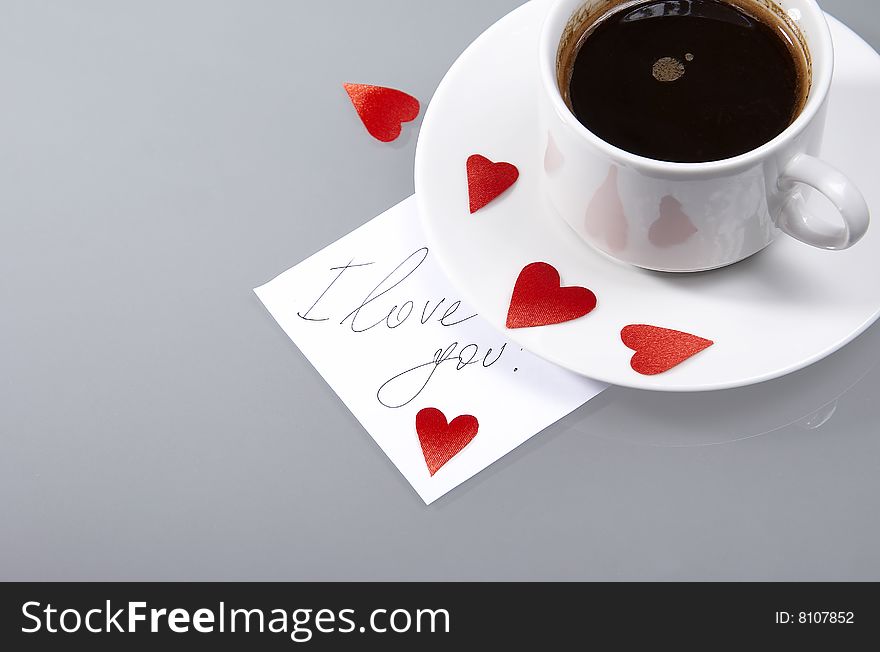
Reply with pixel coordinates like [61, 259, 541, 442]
[538, 0, 835, 178]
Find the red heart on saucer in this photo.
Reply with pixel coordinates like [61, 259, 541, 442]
[344, 83, 420, 142]
[467, 154, 519, 213]
[621, 325, 714, 375]
[416, 408, 479, 476]
[506, 262, 597, 329]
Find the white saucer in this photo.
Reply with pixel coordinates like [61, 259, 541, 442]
[415, 0, 880, 391]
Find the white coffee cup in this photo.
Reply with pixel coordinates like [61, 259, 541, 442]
[538, 0, 870, 272]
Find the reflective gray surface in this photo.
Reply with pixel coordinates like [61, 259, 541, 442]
[2, 0, 879, 580]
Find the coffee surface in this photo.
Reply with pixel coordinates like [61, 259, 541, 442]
[566, 0, 808, 162]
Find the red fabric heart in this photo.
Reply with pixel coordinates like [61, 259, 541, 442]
[344, 83, 420, 142]
[467, 154, 519, 213]
[506, 262, 597, 329]
[621, 325, 713, 375]
[416, 408, 479, 476]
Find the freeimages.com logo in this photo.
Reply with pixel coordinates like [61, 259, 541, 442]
[21, 600, 450, 643]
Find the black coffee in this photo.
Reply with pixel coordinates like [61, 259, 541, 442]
[562, 0, 810, 162]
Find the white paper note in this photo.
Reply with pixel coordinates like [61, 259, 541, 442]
[255, 196, 606, 504]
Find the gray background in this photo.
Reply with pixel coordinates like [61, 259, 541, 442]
[2, 0, 879, 581]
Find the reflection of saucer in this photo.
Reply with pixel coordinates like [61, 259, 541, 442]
[415, 0, 880, 391]
[573, 321, 880, 448]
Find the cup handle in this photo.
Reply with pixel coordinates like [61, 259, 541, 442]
[777, 153, 870, 250]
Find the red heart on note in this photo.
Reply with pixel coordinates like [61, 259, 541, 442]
[467, 154, 519, 213]
[506, 262, 597, 329]
[621, 325, 713, 375]
[416, 408, 479, 476]
[344, 83, 420, 142]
